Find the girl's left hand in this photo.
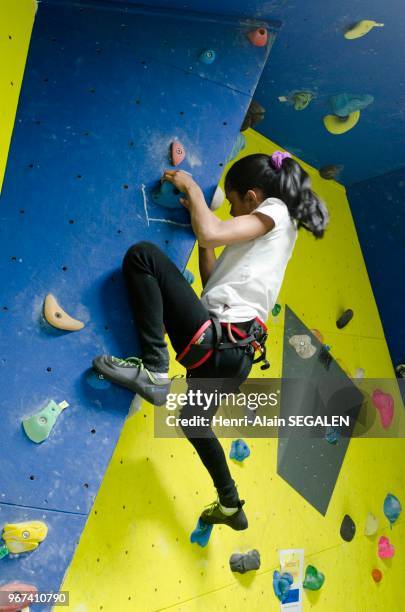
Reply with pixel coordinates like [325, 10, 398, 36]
[162, 169, 198, 194]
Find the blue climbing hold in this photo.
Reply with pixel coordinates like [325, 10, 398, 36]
[152, 181, 185, 209]
[200, 49, 216, 64]
[329, 93, 374, 117]
[383, 493, 402, 526]
[229, 439, 250, 462]
[325, 426, 340, 445]
[226, 133, 246, 163]
[190, 518, 213, 547]
[273, 570, 294, 603]
[182, 269, 195, 285]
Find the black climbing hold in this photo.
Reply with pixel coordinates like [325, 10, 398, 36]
[319, 165, 343, 180]
[336, 309, 354, 329]
[229, 549, 260, 574]
[340, 514, 356, 542]
[395, 364, 405, 378]
[241, 100, 265, 132]
[319, 345, 332, 370]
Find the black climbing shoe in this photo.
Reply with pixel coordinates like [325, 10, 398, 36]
[200, 499, 248, 531]
[92, 355, 170, 406]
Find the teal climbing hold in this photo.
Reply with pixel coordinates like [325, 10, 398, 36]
[152, 181, 185, 209]
[22, 400, 68, 443]
[0, 543, 9, 559]
[273, 570, 294, 603]
[325, 426, 340, 445]
[383, 493, 402, 526]
[329, 93, 374, 118]
[229, 439, 250, 462]
[226, 133, 246, 163]
[199, 49, 216, 64]
[182, 269, 195, 285]
[190, 518, 213, 547]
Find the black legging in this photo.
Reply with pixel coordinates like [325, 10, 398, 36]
[122, 241, 254, 506]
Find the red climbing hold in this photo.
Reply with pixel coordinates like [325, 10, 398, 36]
[372, 389, 394, 429]
[170, 141, 185, 166]
[247, 28, 268, 47]
[371, 568, 382, 583]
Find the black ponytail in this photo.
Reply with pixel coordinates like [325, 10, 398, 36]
[224, 153, 329, 238]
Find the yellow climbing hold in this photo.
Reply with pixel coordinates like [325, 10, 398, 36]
[323, 111, 360, 135]
[44, 293, 84, 331]
[344, 20, 384, 40]
[3, 521, 48, 553]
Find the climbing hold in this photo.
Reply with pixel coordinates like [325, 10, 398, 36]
[325, 426, 340, 445]
[2, 521, 48, 553]
[241, 100, 266, 131]
[229, 439, 250, 462]
[272, 303, 281, 317]
[395, 364, 405, 378]
[182, 269, 195, 285]
[330, 93, 374, 118]
[303, 565, 325, 591]
[170, 141, 186, 166]
[43, 294, 84, 331]
[372, 390, 394, 429]
[199, 49, 216, 64]
[210, 185, 224, 211]
[383, 493, 402, 526]
[0, 582, 38, 612]
[229, 549, 260, 573]
[344, 20, 384, 40]
[247, 27, 268, 47]
[319, 345, 332, 369]
[22, 399, 68, 443]
[323, 111, 360, 135]
[289, 334, 316, 359]
[292, 91, 314, 111]
[152, 180, 185, 209]
[319, 165, 344, 180]
[0, 543, 9, 559]
[273, 571, 294, 603]
[310, 328, 323, 343]
[378, 536, 395, 559]
[190, 518, 213, 547]
[226, 132, 246, 163]
[354, 367, 365, 379]
[336, 309, 354, 329]
[340, 514, 356, 542]
[364, 513, 379, 536]
[371, 568, 383, 583]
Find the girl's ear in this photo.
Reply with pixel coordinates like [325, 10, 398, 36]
[245, 189, 259, 205]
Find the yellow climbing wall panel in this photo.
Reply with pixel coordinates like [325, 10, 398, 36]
[63, 133, 404, 611]
[0, 0, 36, 194]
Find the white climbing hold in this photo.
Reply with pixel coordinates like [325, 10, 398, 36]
[43, 294, 85, 331]
[211, 185, 224, 211]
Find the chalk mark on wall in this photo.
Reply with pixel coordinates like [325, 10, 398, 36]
[141, 184, 191, 228]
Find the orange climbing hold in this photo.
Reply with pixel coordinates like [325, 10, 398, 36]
[170, 141, 186, 166]
[372, 568, 382, 583]
[247, 28, 268, 47]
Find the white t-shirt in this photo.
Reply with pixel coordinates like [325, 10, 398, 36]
[200, 197, 298, 322]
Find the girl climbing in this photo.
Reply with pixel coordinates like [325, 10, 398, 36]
[93, 152, 329, 531]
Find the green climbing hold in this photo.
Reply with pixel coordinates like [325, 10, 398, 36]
[0, 543, 9, 559]
[22, 400, 69, 443]
[272, 303, 281, 316]
[303, 565, 325, 590]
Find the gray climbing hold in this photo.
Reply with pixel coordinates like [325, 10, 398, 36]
[229, 549, 260, 574]
[319, 165, 343, 180]
[241, 100, 266, 131]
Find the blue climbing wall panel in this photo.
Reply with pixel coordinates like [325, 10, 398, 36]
[0, 0, 277, 603]
[347, 167, 405, 367]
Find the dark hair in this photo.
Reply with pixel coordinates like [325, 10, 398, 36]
[224, 153, 329, 238]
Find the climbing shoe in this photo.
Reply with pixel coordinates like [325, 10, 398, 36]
[92, 355, 170, 406]
[200, 499, 248, 531]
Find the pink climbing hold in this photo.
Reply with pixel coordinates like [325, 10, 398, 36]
[170, 141, 185, 166]
[372, 389, 394, 429]
[247, 27, 268, 47]
[0, 582, 38, 611]
[378, 536, 395, 559]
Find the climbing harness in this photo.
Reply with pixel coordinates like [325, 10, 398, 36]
[176, 316, 270, 371]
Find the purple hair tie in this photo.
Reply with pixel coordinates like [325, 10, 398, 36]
[271, 150, 292, 171]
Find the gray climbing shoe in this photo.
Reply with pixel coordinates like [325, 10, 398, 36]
[200, 499, 248, 531]
[92, 355, 170, 406]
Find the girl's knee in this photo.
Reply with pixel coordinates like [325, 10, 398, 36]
[122, 241, 156, 271]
